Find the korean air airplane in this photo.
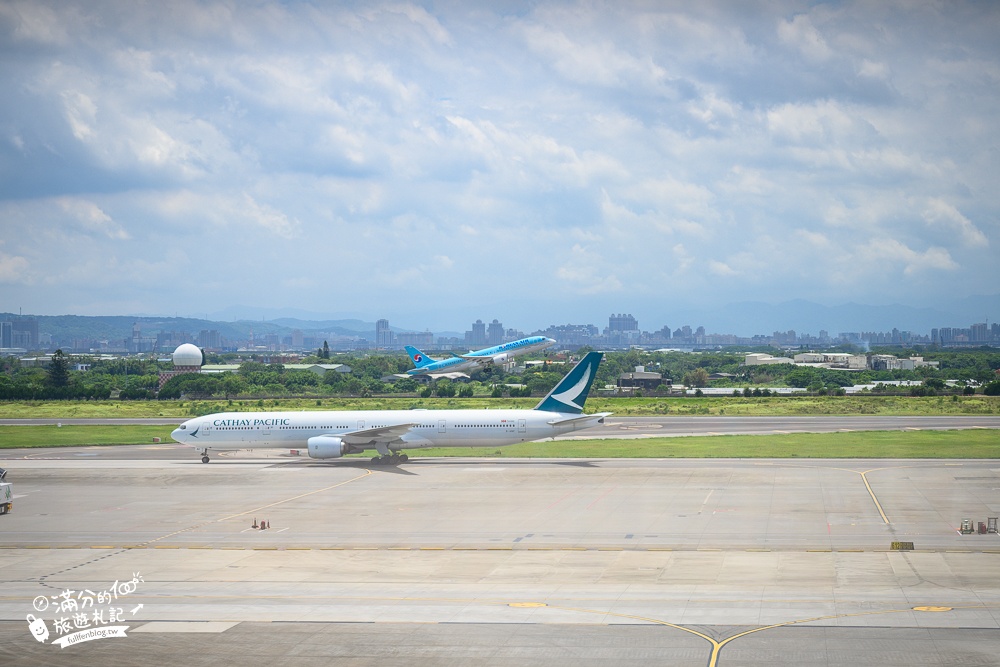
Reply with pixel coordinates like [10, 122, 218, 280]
[404, 335, 556, 375]
[171, 352, 608, 465]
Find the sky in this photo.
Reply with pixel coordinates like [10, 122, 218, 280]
[1, 1, 998, 335]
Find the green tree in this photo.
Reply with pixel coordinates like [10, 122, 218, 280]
[682, 367, 710, 387]
[435, 379, 456, 397]
[46, 349, 71, 388]
[223, 374, 248, 398]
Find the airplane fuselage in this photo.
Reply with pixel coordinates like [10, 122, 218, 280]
[171, 408, 605, 453]
[406, 336, 555, 375]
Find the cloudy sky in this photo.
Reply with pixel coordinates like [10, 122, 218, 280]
[1, 1, 997, 334]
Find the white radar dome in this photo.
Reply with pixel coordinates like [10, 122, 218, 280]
[172, 343, 203, 367]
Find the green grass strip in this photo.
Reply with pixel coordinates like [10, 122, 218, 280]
[1, 425, 997, 458]
[404, 429, 1000, 459]
[0, 425, 176, 448]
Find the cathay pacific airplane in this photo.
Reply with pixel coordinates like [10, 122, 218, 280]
[404, 335, 556, 376]
[171, 352, 608, 465]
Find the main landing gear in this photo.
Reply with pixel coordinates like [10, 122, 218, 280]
[370, 453, 408, 466]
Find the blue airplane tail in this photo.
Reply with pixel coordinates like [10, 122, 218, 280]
[534, 352, 603, 414]
[404, 346, 434, 368]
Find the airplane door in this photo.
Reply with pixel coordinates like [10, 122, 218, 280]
[518, 419, 526, 433]
[358, 420, 365, 430]
[202, 421, 213, 438]
[438, 419, 446, 433]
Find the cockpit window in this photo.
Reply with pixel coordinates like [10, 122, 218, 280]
[179, 425, 186, 430]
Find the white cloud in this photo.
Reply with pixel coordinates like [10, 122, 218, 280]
[555, 245, 623, 295]
[57, 198, 129, 240]
[0, 252, 31, 283]
[863, 239, 958, 276]
[708, 260, 737, 277]
[0, 1, 997, 325]
[777, 14, 832, 62]
[922, 198, 988, 247]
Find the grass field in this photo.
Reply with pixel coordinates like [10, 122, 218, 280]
[0, 425, 176, 448]
[0, 394, 997, 419]
[1, 425, 997, 458]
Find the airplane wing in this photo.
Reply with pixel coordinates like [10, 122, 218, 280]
[337, 423, 419, 445]
[546, 412, 613, 426]
[457, 354, 493, 362]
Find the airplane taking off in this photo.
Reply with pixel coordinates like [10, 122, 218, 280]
[404, 335, 556, 376]
[171, 352, 608, 465]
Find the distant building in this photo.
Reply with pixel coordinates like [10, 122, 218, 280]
[487, 319, 504, 346]
[158, 343, 204, 389]
[198, 329, 222, 349]
[617, 366, 667, 392]
[744, 353, 794, 366]
[466, 319, 487, 347]
[396, 331, 434, 347]
[608, 313, 638, 333]
[12, 317, 38, 349]
[375, 319, 393, 348]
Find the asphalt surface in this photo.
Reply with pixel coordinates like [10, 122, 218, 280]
[1, 452, 998, 666]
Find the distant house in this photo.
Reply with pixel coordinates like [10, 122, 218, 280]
[617, 366, 668, 391]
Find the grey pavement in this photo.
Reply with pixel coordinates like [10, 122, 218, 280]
[0, 454, 998, 666]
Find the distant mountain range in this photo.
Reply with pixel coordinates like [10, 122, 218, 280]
[4, 293, 997, 344]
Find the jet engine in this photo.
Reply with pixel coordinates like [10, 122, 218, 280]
[488, 353, 509, 364]
[307, 435, 349, 459]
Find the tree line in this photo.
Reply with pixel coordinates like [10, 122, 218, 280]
[1, 347, 998, 401]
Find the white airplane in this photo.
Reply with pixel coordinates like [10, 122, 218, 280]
[404, 335, 556, 376]
[171, 352, 609, 465]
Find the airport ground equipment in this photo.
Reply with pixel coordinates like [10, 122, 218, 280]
[0, 467, 10, 515]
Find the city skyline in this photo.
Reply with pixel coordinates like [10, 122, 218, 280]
[3, 308, 998, 356]
[1, 2, 998, 327]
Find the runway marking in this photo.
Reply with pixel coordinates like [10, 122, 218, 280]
[859, 469, 890, 524]
[532, 601, 972, 667]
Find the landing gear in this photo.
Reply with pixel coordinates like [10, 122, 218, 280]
[199, 449, 210, 464]
[201, 456, 210, 463]
[369, 452, 408, 466]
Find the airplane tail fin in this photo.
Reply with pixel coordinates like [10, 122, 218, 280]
[534, 352, 603, 414]
[404, 346, 434, 368]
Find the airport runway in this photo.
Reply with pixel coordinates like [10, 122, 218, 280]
[1, 452, 998, 666]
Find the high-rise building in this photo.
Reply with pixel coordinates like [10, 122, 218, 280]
[12, 317, 38, 348]
[487, 319, 504, 345]
[198, 330, 222, 349]
[608, 313, 638, 332]
[466, 319, 487, 347]
[0, 321, 11, 348]
[375, 319, 393, 348]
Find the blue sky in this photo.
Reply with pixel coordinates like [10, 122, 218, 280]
[0, 1, 997, 334]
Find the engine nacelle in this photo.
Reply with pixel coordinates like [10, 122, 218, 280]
[307, 436, 348, 459]
[489, 353, 509, 364]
